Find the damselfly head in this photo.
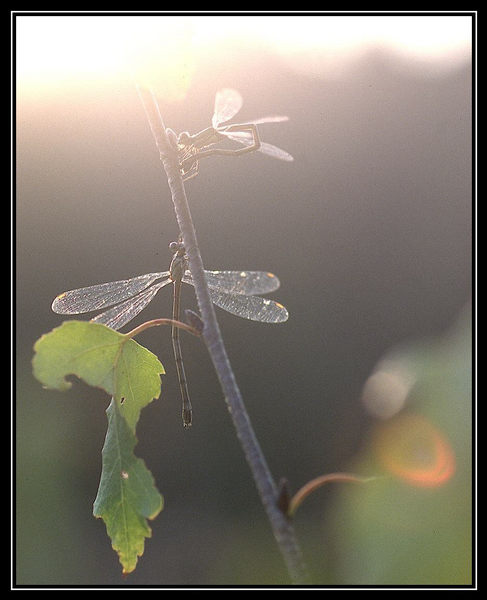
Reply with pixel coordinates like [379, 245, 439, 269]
[169, 240, 185, 253]
[177, 131, 191, 146]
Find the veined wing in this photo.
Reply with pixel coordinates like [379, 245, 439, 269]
[224, 131, 294, 162]
[244, 115, 289, 125]
[207, 288, 288, 323]
[51, 272, 169, 314]
[212, 88, 243, 128]
[91, 279, 172, 330]
[183, 270, 281, 296]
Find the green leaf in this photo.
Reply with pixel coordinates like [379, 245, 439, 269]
[93, 398, 163, 574]
[32, 320, 164, 429]
[32, 320, 165, 573]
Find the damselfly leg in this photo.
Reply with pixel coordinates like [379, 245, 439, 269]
[180, 123, 261, 177]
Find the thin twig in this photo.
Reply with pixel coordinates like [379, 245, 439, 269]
[137, 86, 309, 584]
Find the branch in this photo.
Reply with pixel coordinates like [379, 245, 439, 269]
[137, 86, 309, 584]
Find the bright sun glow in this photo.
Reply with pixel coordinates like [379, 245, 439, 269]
[16, 16, 199, 99]
[16, 15, 472, 99]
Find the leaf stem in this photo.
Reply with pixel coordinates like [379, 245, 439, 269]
[124, 318, 201, 340]
[287, 473, 376, 518]
[137, 86, 309, 584]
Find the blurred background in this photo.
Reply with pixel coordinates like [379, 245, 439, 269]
[15, 13, 473, 586]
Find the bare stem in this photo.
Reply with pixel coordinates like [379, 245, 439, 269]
[137, 86, 309, 584]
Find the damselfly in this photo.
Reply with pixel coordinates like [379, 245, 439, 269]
[52, 241, 288, 427]
[175, 88, 293, 181]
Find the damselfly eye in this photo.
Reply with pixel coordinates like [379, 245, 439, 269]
[169, 241, 183, 252]
[178, 132, 190, 145]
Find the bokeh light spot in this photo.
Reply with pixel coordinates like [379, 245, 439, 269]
[373, 414, 456, 487]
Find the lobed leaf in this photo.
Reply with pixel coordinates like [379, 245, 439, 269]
[32, 320, 164, 428]
[32, 320, 165, 573]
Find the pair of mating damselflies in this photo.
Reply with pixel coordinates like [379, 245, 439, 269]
[52, 241, 288, 427]
[172, 87, 293, 181]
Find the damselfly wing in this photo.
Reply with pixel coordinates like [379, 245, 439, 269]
[52, 244, 288, 427]
[177, 88, 293, 180]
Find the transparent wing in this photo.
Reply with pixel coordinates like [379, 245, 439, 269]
[212, 88, 243, 128]
[90, 279, 172, 330]
[52, 272, 169, 314]
[244, 115, 289, 125]
[183, 270, 281, 296]
[207, 288, 288, 323]
[224, 132, 294, 162]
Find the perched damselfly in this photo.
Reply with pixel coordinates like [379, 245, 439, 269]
[174, 88, 293, 181]
[52, 241, 288, 427]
